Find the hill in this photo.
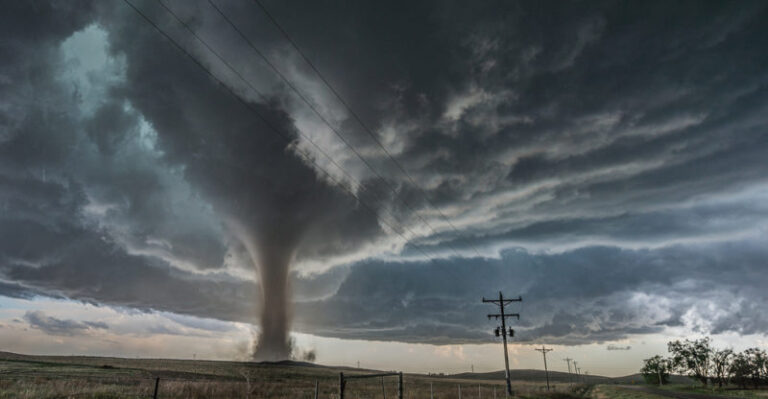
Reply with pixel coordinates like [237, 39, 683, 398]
[609, 373, 697, 385]
[446, 369, 611, 384]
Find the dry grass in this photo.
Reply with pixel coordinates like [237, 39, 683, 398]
[0, 352, 588, 399]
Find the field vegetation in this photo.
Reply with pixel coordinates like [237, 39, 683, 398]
[0, 352, 590, 399]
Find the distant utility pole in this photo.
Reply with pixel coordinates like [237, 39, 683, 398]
[535, 346, 554, 391]
[573, 361, 579, 383]
[563, 357, 573, 383]
[482, 292, 522, 397]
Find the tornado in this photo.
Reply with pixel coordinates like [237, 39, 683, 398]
[254, 246, 292, 360]
[236, 224, 302, 361]
[110, 17, 382, 361]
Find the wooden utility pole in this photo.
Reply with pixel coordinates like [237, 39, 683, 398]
[483, 292, 522, 397]
[535, 346, 554, 391]
[563, 358, 573, 383]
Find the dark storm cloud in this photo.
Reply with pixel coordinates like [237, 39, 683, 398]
[24, 310, 108, 336]
[1, 0, 768, 347]
[294, 240, 768, 344]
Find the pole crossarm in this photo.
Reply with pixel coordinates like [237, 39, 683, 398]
[487, 313, 520, 320]
[482, 296, 522, 304]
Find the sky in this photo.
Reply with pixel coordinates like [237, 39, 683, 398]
[1, 0, 768, 376]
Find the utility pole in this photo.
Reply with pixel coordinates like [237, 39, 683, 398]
[657, 358, 666, 387]
[483, 292, 522, 398]
[535, 345, 553, 391]
[573, 361, 579, 384]
[563, 358, 573, 383]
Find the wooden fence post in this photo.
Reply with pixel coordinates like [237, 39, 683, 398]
[339, 372, 345, 399]
[397, 372, 403, 399]
[153, 377, 160, 399]
[315, 380, 319, 399]
[381, 376, 386, 399]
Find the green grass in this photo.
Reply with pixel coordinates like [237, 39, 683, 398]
[590, 385, 668, 399]
[658, 384, 768, 398]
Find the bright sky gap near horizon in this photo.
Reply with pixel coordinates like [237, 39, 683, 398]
[1, 0, 768, 376]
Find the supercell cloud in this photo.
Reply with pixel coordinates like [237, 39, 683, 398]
[1, 0, 767, 352]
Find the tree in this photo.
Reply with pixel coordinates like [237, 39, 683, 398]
[641, 355, 671, 385]
[744, 348, 767, 388]
[730, 352, 753, 389]
[668, 337, 712, 386]
[711, 348, 733, 388]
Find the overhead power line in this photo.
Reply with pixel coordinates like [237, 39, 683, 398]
[204, 0, 465, 259]
[154, 0, 443, 259]
[122, 0, 437, 260]
[245, 0, 485, 258]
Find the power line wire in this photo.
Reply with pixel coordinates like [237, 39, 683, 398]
[154, 0, 439, 259]
[206, 0, 467, 259]
[249, 0, 484, 258]
[122, 0, 436, 260]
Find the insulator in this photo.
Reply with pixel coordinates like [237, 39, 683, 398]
[494, 327, 500, 337]
[508, 328, 514, 337]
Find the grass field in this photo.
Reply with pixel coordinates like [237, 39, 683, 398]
[7, 351, 766, 399]
[591, 386, 668, 399]
[657, 384, 768, 398]
[0, 352, 589, 399]
[590, 384, 768, 399]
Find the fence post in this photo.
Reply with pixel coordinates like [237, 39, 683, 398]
[153, 377, 160, 399]
[339, 372, 345, 399]
[430, 382, 433, 399]
[315, 380, 319, 399]
[381, 376, 386, 399]
[398, 372, 403, 399]
[458, 384, 461, 399]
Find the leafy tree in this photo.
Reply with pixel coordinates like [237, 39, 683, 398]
[711, 348, 733, 388]
[668, 337, 712, 386]
[744, 348, 767, 388]
[730, 352, 753, 389]
[641, 355, 671, 385]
